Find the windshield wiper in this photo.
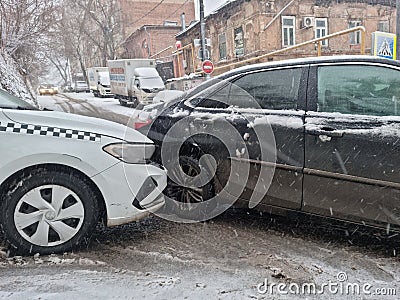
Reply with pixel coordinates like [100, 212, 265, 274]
[0, 106, 37, 110]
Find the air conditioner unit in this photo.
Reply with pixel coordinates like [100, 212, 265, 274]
[302, 17, 315, 28]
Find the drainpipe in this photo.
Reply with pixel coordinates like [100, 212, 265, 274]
[181, 13, 186, 31]
[144, 26, 151, 58]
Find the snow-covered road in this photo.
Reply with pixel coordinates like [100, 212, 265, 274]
[1, 93, 399, 299]
[37, 93, 137, 126]
[1, 210, 400, 299]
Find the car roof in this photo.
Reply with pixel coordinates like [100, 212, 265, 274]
[216, 55, 400, 79]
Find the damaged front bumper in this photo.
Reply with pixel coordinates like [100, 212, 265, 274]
[91, 162, 167, 227]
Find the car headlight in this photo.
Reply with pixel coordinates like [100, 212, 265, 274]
[103, 143, 155, 164]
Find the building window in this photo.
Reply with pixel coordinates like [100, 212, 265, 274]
[315, 18, 328, 46]
[219, 33, 227, 60]
[282, 16, 295, 47]
[349, 21, 362, 45]
[378, 21, 389, 32]
[234, 26, 244, 57]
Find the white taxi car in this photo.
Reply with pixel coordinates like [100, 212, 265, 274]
[0, 88, 166, 255]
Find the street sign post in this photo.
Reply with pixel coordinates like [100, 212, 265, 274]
[202, 60, 214, 75]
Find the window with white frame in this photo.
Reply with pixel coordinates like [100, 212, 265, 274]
[282, 16, 295, 47]
[349, 21, 362, 45]
[315, 18, 328, 46]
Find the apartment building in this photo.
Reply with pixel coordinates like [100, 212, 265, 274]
[173, 0, 396, 75]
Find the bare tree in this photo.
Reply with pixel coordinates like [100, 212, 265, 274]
[0, 0, 60, 89]
[0, 0, 123, 90]
[68, 0, 123, 66]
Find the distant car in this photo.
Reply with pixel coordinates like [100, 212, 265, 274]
[38, 85, 58, 96]
[0, 88, 166, 255]
[141, 55, 400, 232]
[73, 81, 89, 93]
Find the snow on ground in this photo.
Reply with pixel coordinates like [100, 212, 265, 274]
[37, 93, 142, 127]
[39, 93, 135, 117]
[1, 211, 400, 299]
[62, 93, 135, 117]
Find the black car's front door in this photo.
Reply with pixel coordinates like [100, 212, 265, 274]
[189, 66, 308, 210]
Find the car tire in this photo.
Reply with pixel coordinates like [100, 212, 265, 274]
[163, 156, 215, 218]
[0, 168, 100, 255]
[130, 98, 139, 108]
[119, 99, 127, 106]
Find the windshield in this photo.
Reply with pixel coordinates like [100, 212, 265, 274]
[99, 73, 110, 85]
[138, 77, 165, 90]
[39, 84, 54, 89]
[76, 81, 88, 87]
[0, 89, 36, 110]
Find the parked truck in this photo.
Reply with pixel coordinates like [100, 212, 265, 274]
[108, 59, 165, 107]
[87, 67, 112, 98]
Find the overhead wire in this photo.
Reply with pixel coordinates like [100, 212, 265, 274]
[127, 0, 166, 27]
[162, 0, 191, 24]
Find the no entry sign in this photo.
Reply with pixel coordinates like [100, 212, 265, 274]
[202, 60, 214, 74]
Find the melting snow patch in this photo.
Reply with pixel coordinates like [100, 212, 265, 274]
[171, 107, 190, 118]
[145, 275, 181, 288]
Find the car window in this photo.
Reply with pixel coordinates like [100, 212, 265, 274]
[0, 89, 35, 110]
[230, 68, 302, 110]
[317, 65, 400, 116]
[190, 79, 233, 109]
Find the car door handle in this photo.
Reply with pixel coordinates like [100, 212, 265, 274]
[306, 127, 344, 138]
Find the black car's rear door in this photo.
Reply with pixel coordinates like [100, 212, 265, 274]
[303, 63, 400, 227]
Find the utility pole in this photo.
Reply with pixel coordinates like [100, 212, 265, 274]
[397, 0, 400, 59]
[199, 0, 206, 62]
[199, 0, 210, 79]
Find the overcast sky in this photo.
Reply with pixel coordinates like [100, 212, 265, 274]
[195, 0, 229, 18]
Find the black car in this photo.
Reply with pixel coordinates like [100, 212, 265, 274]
[141, 56, 400, 229]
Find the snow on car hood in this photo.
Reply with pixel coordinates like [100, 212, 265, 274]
[2, 110, 152, 143]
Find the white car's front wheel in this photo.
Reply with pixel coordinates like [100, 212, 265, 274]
[1, 168, 100, 255]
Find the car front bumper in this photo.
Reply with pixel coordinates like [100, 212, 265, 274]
[91, 162, 167, 227]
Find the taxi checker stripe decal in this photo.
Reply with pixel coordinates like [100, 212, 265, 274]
[0, 122, 101, 142]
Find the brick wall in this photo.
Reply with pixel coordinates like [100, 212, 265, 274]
[118, 0, 196, 38]
[122, 25, 182, 60]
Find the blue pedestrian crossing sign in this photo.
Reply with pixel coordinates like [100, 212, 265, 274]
[372, 32, 397, 60]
